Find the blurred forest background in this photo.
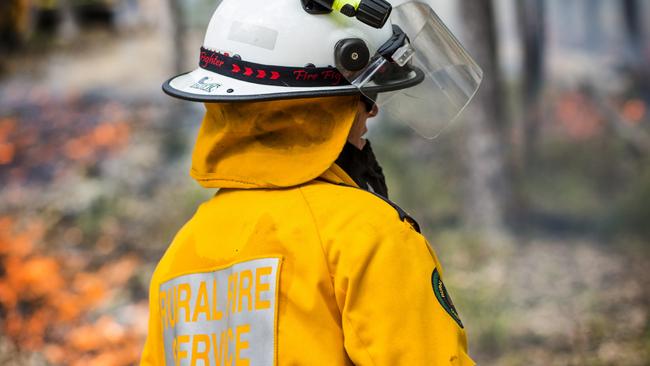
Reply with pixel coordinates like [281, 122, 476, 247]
[0, 0, 649, 365]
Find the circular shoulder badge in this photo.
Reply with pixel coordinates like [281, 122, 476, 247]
[431, 268, 464, 328]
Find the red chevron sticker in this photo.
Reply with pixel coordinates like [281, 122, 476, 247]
[256, 70, 267, 79]
[232, 64, 241, 73]
[270, 71, 280, 80]
[244, 67, 253, 76]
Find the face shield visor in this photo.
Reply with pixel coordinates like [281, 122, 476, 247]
[335, 1, 483, 138]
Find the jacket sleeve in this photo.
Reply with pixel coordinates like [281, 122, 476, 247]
[140, 276, 164, 366]
[330, 220, 475, 366]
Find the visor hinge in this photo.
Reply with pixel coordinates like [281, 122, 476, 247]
[377, 25, 412, 63]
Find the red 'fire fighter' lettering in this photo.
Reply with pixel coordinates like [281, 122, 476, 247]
[201, 52, 225, 68]
[320, 70, 342, 85]
[293, 70, 319, 81]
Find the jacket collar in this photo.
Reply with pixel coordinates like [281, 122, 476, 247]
[317, 164, 359, 188]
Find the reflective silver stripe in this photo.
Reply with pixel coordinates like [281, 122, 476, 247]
[160, 257, 281, 366]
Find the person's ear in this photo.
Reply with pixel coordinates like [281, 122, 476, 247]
[368, 104, 379, 117]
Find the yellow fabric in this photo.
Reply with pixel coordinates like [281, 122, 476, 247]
[318, 162, 358, 187]
[190, 96, 359, 189]
[141, 164, 474, 366]
[141, 96, 473, 365]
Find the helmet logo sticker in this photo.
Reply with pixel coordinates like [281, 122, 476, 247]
[190, 77, 222, 93]
[228, 21, 279, 51]
[431, 268, 464, 328]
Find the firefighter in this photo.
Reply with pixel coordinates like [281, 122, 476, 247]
[141, 0, 482, 364]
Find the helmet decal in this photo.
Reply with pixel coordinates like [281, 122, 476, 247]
[227, 21, 279, 51]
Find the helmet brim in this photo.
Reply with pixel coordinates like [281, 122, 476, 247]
[162, 67, 424, 103]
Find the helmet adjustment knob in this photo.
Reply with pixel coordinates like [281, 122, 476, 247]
[339, 3, 357, 17]
[356, 0, 392, 29]
[335, 38, 370, 72]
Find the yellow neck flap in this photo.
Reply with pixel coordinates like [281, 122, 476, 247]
[191, 96, 359, 189]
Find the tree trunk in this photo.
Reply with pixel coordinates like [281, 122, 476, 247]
[457, 0, 510, 243]
[516, 0, 545, 166]
[622, 0, 644, 63]
[164, 0, 190, 159]
[167, 0, 187, 74]
[511, 0, 546, 232]
[58, 0, 79, 41]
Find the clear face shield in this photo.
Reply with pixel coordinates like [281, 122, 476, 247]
[335, 1, 483, 138]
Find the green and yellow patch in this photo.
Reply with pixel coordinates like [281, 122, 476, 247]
[432, 269, 463, 328]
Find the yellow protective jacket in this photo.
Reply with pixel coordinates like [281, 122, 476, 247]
[141, 97, 474, 366]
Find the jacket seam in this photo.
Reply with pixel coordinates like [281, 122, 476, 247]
[296, 187, 338, 300]
[297, 186, 378, 366]
[340, 184, 421, 233]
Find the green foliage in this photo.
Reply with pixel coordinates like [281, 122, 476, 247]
[611, 170, 650, 240]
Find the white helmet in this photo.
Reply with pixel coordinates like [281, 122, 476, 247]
[164, 0, 483, 137]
